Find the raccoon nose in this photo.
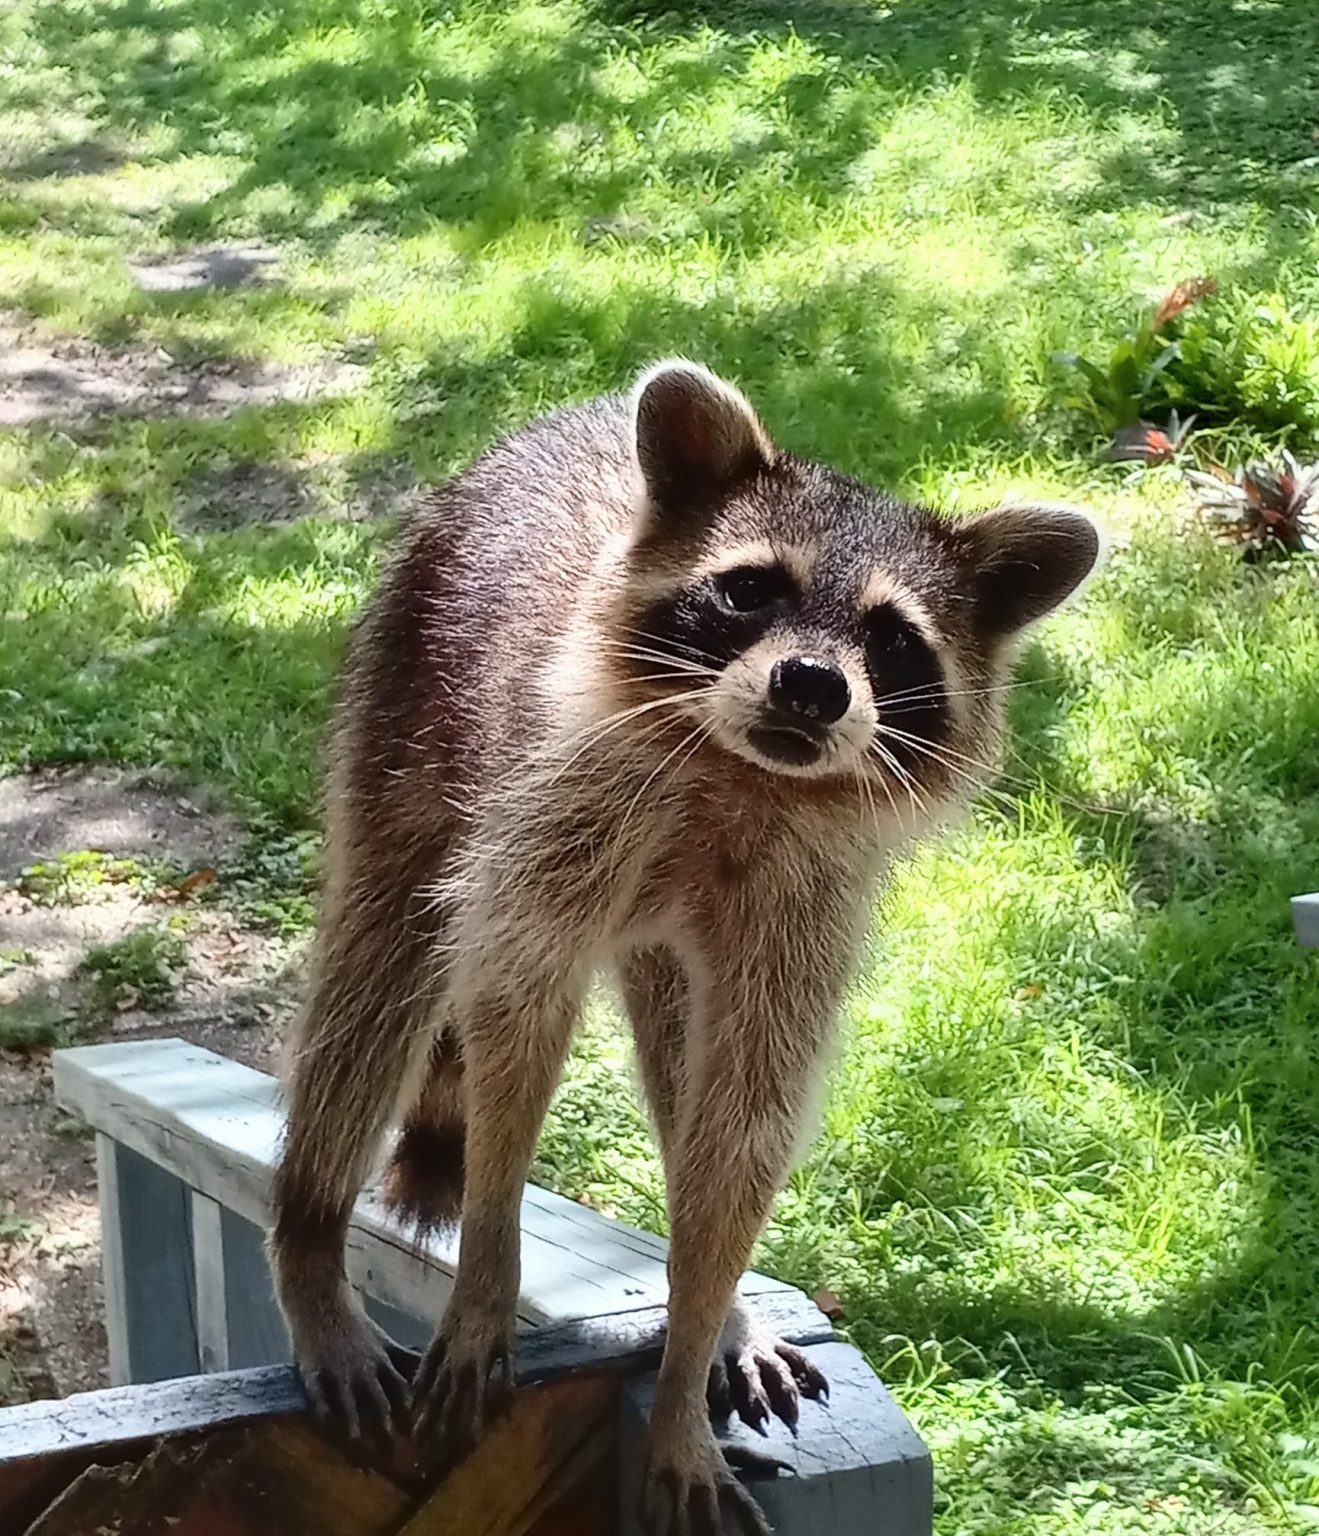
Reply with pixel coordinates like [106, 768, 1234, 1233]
[768, 655, 851, 725]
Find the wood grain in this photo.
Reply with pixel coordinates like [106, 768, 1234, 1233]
[184, 1423, 410, 1536]
[393, 1375, 617, 1536]
[54, 1038, 793, 1332]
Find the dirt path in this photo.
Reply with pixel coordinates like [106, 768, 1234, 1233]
[0, 768, 306, 1402]
[0, 241, 369, 429]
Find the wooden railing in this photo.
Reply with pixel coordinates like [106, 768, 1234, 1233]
[0, 1038, 934, 1534]
[1294, 893, 1319, 949]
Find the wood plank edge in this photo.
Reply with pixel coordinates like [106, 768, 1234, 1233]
[53, 1046, 804, 1329]
[1, 1294, 834, 1465]
[1293, 894, 1319, 948]
[0, 1365, 306, 1465]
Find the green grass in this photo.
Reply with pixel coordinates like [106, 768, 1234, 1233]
[0, 994, 63, 1052]
[15, 848, 173, 905]
[1, 1, 1318, 1531]
[81, 922, 189, 1013]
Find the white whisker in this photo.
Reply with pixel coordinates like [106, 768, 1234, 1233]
[546, 688, 710, 783]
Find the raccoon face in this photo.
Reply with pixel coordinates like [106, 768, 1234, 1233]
[617, 360, 1101, 802]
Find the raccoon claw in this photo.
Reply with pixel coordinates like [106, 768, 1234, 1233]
[708, 1320, 828, 1436]
[411, 1323, 515, 1472]
[300, 1336, 411, 1468]
[641, 1451, 778, 1536]
[721, 1442, 795, 1478]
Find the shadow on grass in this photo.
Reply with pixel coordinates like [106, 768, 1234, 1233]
[14, 0, 1318, 264]
[622, 0, 1319, 214]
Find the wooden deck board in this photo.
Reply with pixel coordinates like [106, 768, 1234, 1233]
[0, 1293, 833, 1470]
[54, 1038, 791, 1329]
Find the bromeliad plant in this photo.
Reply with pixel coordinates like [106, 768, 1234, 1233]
[1187, 449, 1319, 558]
[1055, 278, 1218, 460]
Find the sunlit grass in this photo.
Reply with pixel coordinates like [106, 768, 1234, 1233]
[2, 1, 1319, 1531]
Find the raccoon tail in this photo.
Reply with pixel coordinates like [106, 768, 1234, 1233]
[382, 1031, 466, 1238]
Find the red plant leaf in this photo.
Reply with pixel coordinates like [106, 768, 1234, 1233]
[1152, 276, 1217, 332]
[1111, 422, 1173, 463]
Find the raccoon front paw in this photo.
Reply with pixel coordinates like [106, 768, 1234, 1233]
[293, 1302, 414, 1465]
[411, 1313, 515, 1471]
[641, 1434, 783, 1536]
[706, 1306, 828, 1435]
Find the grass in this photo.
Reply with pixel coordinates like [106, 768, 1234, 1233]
[1, 1, 1318, 1531]
[81, 923, 189, 1013]
[0, 995, 63, 1052]
[15, 848, 171, 905]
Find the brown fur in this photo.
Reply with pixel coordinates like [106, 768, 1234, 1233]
[381, 1033, 466, 1235]
[269, 360, 1099, 1533]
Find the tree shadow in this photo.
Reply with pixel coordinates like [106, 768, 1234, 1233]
[618, 0, 1319, 217]
[19, 0, 917, 253]
[22, 0, 1317, 271]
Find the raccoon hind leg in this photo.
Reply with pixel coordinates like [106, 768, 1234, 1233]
[382, 1029, 467, 1238]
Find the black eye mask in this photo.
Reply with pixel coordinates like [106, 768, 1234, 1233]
[864, 603, 949, 769]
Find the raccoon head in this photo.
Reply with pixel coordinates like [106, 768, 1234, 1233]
[617, 360, 1101, 811]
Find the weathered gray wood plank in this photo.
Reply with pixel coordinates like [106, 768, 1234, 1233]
[219, 1206, 293, 1370]
[0, 1295, 833, 1466]
[0, 1366, 304, 1465]
[1293, 893, 1319, 948]
[514, 1288, 833, 1387]
[361, 1293, 433, 1354]
[55, 1039, 792, 1328]
[111, 1144, 200, 1384]
[620, 1341, 933, 1536]
[191, 1192, 229, 1373]
[95, 1135, 130, 1387]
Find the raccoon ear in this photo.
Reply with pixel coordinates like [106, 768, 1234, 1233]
[632, 360, 773, 522]
[956, 502, 1103, 636]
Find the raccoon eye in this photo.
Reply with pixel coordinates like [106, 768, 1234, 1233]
[864, 603, 925, 664]
[716, 565, 792, 614]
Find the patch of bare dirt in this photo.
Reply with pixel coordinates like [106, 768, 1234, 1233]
[180, 462, 321, 531]
[127, 243, 282, 294]
[0, 769, 307, 1402]
[0, 767, 240, 877]
[5, 140, 128, 180]
[0, 315, 368, 427]
[179, 455, 426, 531]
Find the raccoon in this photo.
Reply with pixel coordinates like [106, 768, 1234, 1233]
[270, 360, 1100, 1534]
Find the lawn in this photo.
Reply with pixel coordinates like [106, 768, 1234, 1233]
[2, 1, 1319, 1531]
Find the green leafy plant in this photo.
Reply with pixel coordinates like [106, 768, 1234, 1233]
[15, 849, 143, 906]
[81, 925, 189, 1013]
[1054, 278, 1218, 454]
[224, 830, 320, 935]
[13, 850, 187, 907]
[1155, 292, 1319, 438]
[0, 948, 34, 976]
[0, 1207, 38, 1247]
[0, 998, 63, 1052]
